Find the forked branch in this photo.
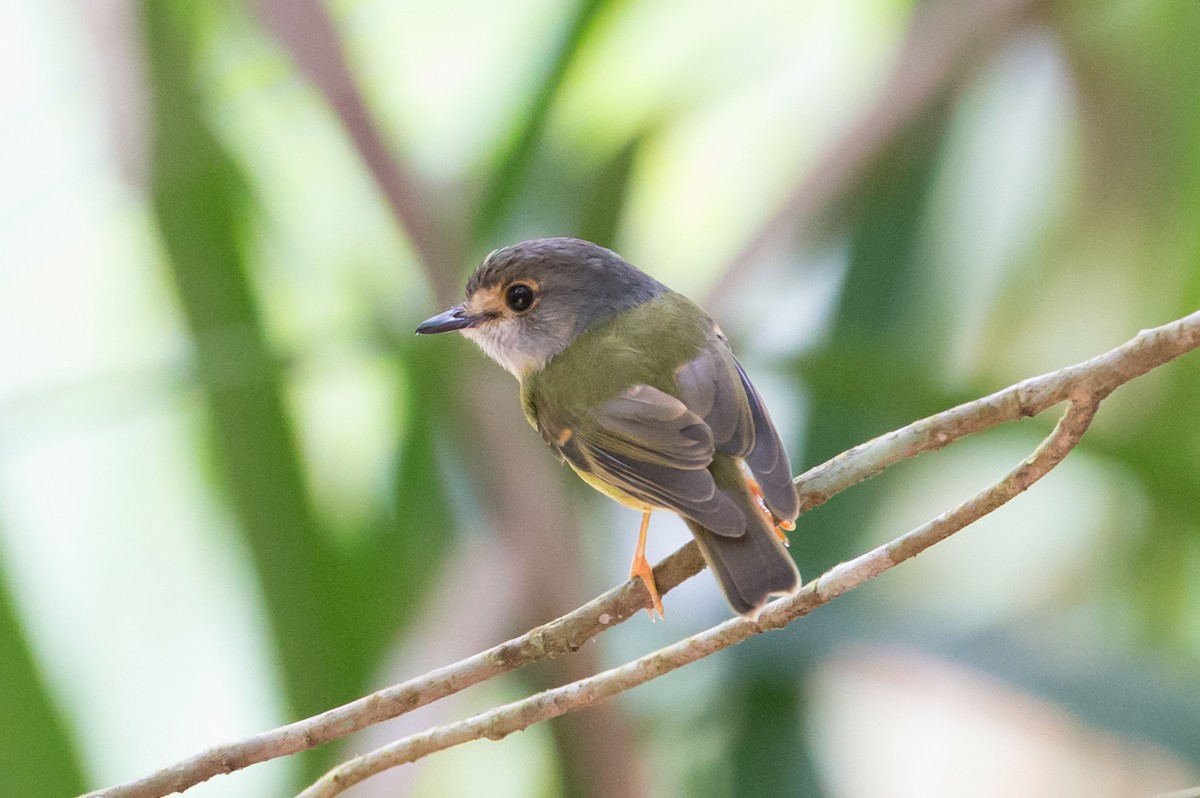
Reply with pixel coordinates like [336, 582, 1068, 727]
[84, 310, 1200, 798]
[299, 398, 1099, 797]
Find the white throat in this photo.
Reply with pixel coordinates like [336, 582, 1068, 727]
[462, 324, 549, 378]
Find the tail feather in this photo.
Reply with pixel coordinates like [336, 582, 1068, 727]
[686, 515, 800, 618]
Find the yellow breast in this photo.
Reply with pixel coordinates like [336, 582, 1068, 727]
[569, 462, 657, 512]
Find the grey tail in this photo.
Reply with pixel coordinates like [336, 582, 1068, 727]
[686, 515, 800, 619]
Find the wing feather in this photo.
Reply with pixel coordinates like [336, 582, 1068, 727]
[545, 384, 745, 536]
[675, 347, 754, 457]
[733, 360, 799, 521]
[676, 340, 799, 522]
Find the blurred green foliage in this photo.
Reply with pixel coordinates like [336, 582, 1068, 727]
[3, 0, 1200, 796]
[0, 546, 85, 796]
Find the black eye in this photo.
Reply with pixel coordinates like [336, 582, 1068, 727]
[506, 283, 534, 312]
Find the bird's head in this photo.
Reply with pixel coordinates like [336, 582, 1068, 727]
[416, 238, 666, 377]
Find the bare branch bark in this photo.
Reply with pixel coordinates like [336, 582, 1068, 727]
[795, 310, 1200, 513]
[298, 398, 1100, 797]
[82, 309, 1200, 798]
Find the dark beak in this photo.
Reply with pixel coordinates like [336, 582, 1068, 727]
[415, 305, 479, 334]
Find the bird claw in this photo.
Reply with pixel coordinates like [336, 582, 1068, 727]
[746, 476, 793, 546]
[629, 557, 665, 620]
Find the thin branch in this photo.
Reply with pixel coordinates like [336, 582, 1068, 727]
[81, 548, 705, 798]
[299, 398, 1099, 796]
[795, 309, 1200, 513]
[82, 310, 1200, 798]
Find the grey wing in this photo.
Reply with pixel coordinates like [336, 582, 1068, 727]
[674, 345, 754, 457]
[588, 385, 712, 467]
[733, 360, 799, 521]
[559, 384, 745, 536]
[675, 343, 799, 522]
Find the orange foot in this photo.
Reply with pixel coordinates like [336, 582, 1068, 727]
[630, 510, 664, 619]
[746, 476, 793, 547]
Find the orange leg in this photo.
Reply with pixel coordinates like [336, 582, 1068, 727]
[629, 510, 664, 619]
[746, 476, 794, 547]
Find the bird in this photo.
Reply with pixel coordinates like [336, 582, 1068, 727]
[416, 238, 800, 619]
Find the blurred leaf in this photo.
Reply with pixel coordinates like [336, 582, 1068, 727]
[1056, 0, 1200, 651]
[472, 0, 618, 244]
[504, 132, 643, 248]
[141, 0, 376, 780]
[576, 137, 641, 250]
[728, 675, 820, 798]
[353, 338, 457, 653]
[797, 107, 953, 573]
[0, 550, 85, 797]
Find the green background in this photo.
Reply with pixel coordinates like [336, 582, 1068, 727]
[3, 0, 1200, 796]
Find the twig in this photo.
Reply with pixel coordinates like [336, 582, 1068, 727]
[794, 310, 1200, 513]
[82, 310, 1200, 798]
[81, 547, 704, 798]
[298, 398, 1099, 796]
